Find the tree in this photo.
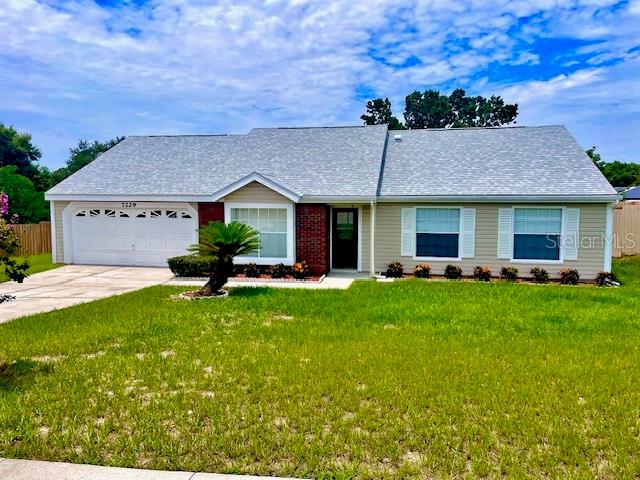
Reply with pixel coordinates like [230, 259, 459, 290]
[0, 123, 44, 184]
[0, 166, 49, 223]
[404, 88, 518, 129]
[361, 98, 405, 130]
[587, 146, 640, 187]
[50, 137, 125, 186]
[188, 221, 259, 296]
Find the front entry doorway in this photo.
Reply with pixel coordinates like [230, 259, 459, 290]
[332, 208, 358, 269]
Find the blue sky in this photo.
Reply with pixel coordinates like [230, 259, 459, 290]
[1, 0, 639, 169]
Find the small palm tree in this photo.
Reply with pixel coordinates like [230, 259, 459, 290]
[188, 221, 259, 296]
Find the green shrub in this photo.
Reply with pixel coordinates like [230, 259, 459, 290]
[244, 263, 260, 278]
[473, 265, 492, 282]
[385, 261, 404, 278]
[530, 267, 549, 284]
[500, 266, 518, 281]
[595, 271, 619, 287]
[413, 263, 431, 278]
[444, 264, 462, 280]
[167, 255, 217, 277]
[559, 268, 580, 285]
[269, 263, 290, 278]
[292, 261, 310, 280]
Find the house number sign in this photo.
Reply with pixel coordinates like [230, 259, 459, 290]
[121, 202, 137, 208]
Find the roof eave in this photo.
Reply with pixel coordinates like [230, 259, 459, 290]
[377, 194, 619, 203]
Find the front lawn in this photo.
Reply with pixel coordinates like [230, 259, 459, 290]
[0, 253, 59, 283]
[1, 258, 640, 478]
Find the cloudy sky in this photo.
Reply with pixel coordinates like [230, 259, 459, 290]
[1, 0, 639, 169]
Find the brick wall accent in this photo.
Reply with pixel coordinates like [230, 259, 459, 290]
[198, 202, 224, 226]
[296, 204, 330, 274]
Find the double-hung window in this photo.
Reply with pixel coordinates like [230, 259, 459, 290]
[513, 208, 562, 261]
[415, 208, 461, 258]
[228, 205, 292, 263]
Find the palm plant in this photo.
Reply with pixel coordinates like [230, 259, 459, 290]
[188, 221, 259, 296]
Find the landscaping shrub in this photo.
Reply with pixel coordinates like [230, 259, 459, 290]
[269, 263, 290, 278]
[244, 263, 260, 278]
[167, 255, 217, 277]
[500, 266, 518, 281]
[530, 267, 549, 284]
[385, 261, 404, 278]
[595, 271, 619, 287]
[413, 263, 431, 278]
[559, 268, 580, 285]
[444, 264, 462, 280]
[291, 261, 310, 280]
[473, 265, 492, 282]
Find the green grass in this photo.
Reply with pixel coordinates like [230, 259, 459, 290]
[1, 258, 640, 479]
[0, 253, 60, 283]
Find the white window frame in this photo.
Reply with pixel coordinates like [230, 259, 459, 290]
[510, 206, 565, 264]
[224, 202, 295, 265]
[413, 206, 463, 261]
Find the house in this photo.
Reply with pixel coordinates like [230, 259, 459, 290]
[45, 125, 618, 279]
[617, 186, 640, 201]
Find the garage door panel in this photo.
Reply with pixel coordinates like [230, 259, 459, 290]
[70, 205, 196, 267]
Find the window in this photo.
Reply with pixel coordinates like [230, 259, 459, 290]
[415, 208, 460, 258]
[513, 208, 562, 261]
[230, 207, 289, 260]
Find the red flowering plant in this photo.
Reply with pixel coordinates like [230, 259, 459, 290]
[0, 193, 29, 299]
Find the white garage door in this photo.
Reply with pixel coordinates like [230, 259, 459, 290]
[69, 204, 197, 266]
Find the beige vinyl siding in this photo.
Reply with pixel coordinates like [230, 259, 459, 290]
[374, 203, 607, 280]
[52, 200, 70, 263]
[223, 181, 291, 204]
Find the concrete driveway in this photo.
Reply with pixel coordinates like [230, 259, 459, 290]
[0, 265, 174, 324]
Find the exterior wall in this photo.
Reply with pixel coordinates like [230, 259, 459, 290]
[296, 204, 329, 274]
[52, 200, 70, 263]
[374, 203, 608, 280]
[198, 202, 224, 226]
[223, 181, 290, 203]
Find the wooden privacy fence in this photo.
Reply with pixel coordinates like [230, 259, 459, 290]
[11, 221, 52, 257]
[613, 202, 640, 257]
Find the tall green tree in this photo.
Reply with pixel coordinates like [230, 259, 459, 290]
[362, 89, 518, 130]
[0, 166, 48, 223]
[50, 137, 124, 185]
[360, 98, 405, 130]
[0, 123, 47, 186]
[587, 146, 640, 187]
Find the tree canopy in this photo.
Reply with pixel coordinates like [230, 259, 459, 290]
[587, 146, 640, 188]
[0, 123, 49, 190]
[361, 89, 518, 130]
[0, 166, 49, 223]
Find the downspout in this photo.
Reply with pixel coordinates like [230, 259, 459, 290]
[604, 201, 615, 272]
[370, 200, 376, 277]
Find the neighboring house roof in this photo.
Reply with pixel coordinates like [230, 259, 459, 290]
[379, 125, 617, 199]
[623, 186, 640, 199]
[46, 125, 388, 200]
[46, 124, 618, 202]
[614, 186, 629, 193]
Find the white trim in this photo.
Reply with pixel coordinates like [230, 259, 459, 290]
[46, 194, 215, 202]
[301, 195, 377, 203]
[377, 195, 618, 203]
[370, 201, 376, 277]
[212, 172, 301, 203]
[224, 202, 295, 265]
[604, 202, 614, 272]
[49, 201, 57, 263]
[62, 201, 198, 265]
[509, 206, 565, 264]
[413, 206, 463, 262]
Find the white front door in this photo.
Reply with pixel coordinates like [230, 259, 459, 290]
[68, 204, 197, 266]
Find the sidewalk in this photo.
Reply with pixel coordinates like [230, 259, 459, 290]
[0, 458, 302, 480]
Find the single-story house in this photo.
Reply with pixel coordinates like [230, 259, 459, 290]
[45, 124, 618, 279]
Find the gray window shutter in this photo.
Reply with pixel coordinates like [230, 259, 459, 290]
[401, 208, 415, 257]
[563, 208, 580, 261]
[497, 208, 513, 259]
[461, 208, 476, 258]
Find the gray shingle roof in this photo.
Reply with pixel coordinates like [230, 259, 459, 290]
[47, 125, 388, 198]
[379, 125, 617, 198]
[47, 124, 617, 201]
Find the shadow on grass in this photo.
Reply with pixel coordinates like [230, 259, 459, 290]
[0, 359, 53, 393]
[229, 287, 274, 298]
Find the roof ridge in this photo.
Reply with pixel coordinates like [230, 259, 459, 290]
[389, 124, 564, 133]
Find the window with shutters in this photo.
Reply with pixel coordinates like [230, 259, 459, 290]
[512, 208, 562, 261]
[415, 208, 461, 259]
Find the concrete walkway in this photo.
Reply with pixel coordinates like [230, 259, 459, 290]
[167, 273, 355, 290]
[0, 265, 174, 324]
[0, 458, 301, 479]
